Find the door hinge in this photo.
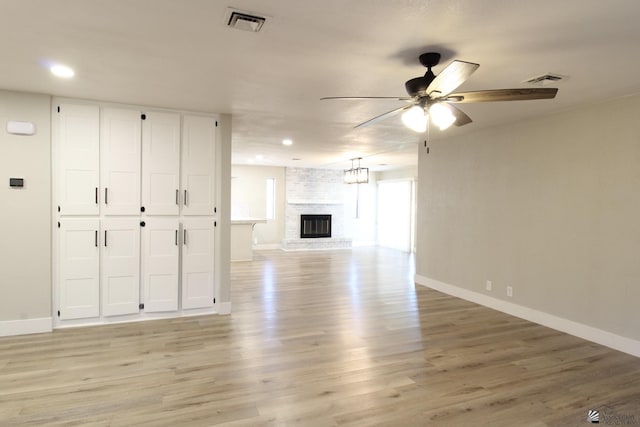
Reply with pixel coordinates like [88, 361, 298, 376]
[57, 106, 60, 113]
[141, 113, 146, 120]
[139, 303, 144, 310]
[57, 310, 60, 317]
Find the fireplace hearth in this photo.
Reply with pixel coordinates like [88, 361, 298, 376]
[300, 214, 331, 238]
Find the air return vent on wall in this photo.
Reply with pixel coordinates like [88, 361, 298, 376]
[523, 73, 568, 86]
[227, 10, 266, 32]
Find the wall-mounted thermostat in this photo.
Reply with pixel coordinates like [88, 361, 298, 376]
[6, 121, 36, 136]
[9, 178, 24, 188]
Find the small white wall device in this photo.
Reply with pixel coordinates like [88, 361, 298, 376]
[6, 121, 36, 135]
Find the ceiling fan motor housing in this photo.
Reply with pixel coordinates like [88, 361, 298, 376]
[405, 52, 441, 96]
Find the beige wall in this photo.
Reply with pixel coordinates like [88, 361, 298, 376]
[0, 90, 52, 323]
[231, 165, 285, 245]
[217, 114, 232, 306]
[416, 94, 640, 341]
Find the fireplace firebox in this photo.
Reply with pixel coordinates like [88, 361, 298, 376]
[300, 214, 331, 238]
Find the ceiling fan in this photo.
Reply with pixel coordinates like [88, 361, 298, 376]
[321, 52, 558, 132]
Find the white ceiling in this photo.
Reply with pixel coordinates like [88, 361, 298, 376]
[2, 0, 640, 171]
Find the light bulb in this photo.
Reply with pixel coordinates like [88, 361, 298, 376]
[429, 103, 456, 131]
[401, 106, 428, 133]
[50, 64, 75, 78]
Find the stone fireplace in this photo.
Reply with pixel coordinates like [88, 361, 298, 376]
[282, 168, 352, 251]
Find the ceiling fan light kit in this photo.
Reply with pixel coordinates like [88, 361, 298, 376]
[401, 105, 428, 133]
[429, 103, 456, 131]
[322, 51, 559, 133]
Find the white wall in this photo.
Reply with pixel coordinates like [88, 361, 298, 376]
[416, 93, 640, 353]
[350, 175, 377, 246]
[0, 90, 52, 334]
[231, 165, 285, 246]
[376, 165, 417, 181]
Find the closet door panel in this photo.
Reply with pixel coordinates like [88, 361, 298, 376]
[57, 104, 100, 216]
[181, 219, 215, 309]
[58, 219, 100, 320]
[142, 218, 179, 312]
[181, 115, 216, 216]
[101, 108, 141, 215]
[142, 112, 181, 215]
[102, 218, 140, 316]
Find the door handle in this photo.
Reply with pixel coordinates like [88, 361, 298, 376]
[95, 188, 98, 204]
[95, 230, 98, 247]
[176, 189, 179, 205]
[104, 230, 107, 247]
[175, 230, 178, 246]
[184, 190, 188, 206]
[183, 229, 186, 245]
[104, 188, 108, 205]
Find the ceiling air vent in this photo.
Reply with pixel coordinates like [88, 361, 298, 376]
[523, 73, 568, 86]
[227, 10, 266, 32]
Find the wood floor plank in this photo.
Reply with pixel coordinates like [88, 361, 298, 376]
[1, 247, 639, 426]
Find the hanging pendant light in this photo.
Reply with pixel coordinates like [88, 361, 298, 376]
[343, 157, 369, 184]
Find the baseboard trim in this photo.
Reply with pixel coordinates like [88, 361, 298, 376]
[0, 317, 53, 337]
[253, 243, 282, 250]
[217, 302, 232, 315]
[415, 275, 640, 358]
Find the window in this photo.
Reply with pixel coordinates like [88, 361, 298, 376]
[266, 178, 276, 219]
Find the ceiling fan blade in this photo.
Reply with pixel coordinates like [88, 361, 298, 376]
[447, 104, 473, 127]
[444, 88, 558, 103]
[321, 96, 413, 101]
[354, 104, 414, 129]
[426, 60, 480, 97]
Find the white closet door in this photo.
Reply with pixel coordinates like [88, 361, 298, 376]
[102, 218, 140, 316]
[58, 219, 100, 320]
[141, 112, 181, 215]
[57, 103, 100, 216]
[181, 115, 216, 216]
[101, 108, 141, 215]
[181, 219, 215, 309]
[142, 218, 179, 312]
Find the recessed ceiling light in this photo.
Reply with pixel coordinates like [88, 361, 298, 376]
[50, 64, 75, 78]
[282, 139, 293, 146]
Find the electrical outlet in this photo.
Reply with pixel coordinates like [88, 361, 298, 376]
[507, 286, 513, 297]
[486, 280, 492, 291]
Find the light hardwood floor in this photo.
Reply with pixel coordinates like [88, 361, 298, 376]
[1, 247, 639, 426]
